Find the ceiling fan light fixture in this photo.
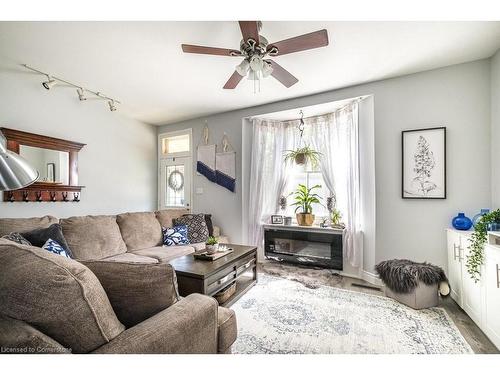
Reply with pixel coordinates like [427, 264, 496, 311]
[235, 59, 250, 76]
[108, 100, 117, 112]
[249, 55, 263, 72]
[261, 61, 273, 78]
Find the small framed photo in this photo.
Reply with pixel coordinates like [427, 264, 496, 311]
[402, 127, 446, 199]
[271, 215, 284, 224]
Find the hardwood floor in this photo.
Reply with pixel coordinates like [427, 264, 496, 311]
[259, 260, 499, 354]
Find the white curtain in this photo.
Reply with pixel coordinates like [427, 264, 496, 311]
[310, 102, 362, 267]
[248, 119, 296, 250]
[248, 102, 362, 268]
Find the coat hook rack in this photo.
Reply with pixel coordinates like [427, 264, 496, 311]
[22, 191, 29, 202]
[7, 191, 14, 202]
[62, 192, 68, 202]
[73, 192, 80, 202]
[49, 192, 57, 202]
[35, 191, 43, 202]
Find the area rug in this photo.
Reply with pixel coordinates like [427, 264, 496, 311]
[231, 274, 473, 354]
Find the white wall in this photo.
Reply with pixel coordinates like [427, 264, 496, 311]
[159, 59, 492, 271]
[492, 49, 500, 207]
[0, 67, 157, 218]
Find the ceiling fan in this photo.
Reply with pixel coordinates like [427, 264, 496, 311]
[181, 21, 329, 89]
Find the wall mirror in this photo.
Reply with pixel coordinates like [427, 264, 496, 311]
[19, 145, 70, 185]
[0, 127, 85, 202]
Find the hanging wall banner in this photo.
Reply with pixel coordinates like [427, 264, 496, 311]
[197, 144, 217, 182]
[215, 151, 236, 192]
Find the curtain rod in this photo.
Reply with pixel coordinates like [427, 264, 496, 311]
[247, 96, 366, 122]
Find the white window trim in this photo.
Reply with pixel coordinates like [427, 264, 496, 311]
[158, 128, 193, 211]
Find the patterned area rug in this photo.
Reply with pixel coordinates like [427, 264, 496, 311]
[231, 274, 472, 354]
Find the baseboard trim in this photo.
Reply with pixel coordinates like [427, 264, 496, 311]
[361, 270, 384, 287]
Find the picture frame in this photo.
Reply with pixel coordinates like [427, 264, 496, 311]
[271, 215, 284, 224]
[402, 127, 446, 199]
[46, 163, 56, 183]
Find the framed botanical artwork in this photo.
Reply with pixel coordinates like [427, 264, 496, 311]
[271, 215, 284, 224]
[402, 127, 446, 199]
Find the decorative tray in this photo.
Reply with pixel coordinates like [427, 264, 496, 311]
[193, 248, 234, 261]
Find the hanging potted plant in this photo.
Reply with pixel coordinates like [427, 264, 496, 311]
[291, 184, 323, 226]
[284, 145, 321, 168]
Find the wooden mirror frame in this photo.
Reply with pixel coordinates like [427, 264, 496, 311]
[1, 127, 86, 202]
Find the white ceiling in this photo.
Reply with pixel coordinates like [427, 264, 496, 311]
[1, 21, 500, 126]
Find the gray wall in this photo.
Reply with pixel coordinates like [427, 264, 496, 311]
[492, 49, 500, 207]
[159, 59, 492, 271]
[0, 67, 157, 218]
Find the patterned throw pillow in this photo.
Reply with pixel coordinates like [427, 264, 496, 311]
[173, 213, 209, 244]
[21, 224, 73, 258]
[42, 238, 71, 258]
[162, 225, 190, 246]
[2, 232, 32, 246]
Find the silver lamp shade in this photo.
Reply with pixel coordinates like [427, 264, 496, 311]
[0, 131, 39, 191]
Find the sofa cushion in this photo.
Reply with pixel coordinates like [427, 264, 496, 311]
[162, 225, 189, 246]
[60, 215, 127, 260]
[0, 238, 125, 353]
[81, 260, 180, 328]
[0, 215, 58, 237]
[173, 214, 209, 244]
[217, 307, 237, 353]
[116, 211, 163, 251]
[155, 208, 189, 228]
[0, 314, 71, 354]
[133, 245, 195, 263]
[101, 253, 159, 264]
[21, 223, 72, 257]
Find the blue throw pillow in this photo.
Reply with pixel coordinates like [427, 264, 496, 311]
[162, 225, 190, 246]
[42, 238, 71, 258]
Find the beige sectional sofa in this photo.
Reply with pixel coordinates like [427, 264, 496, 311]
[0, 209, 236, 354]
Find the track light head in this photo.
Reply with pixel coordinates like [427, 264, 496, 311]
[77, 88, 86, 101]
[42, 76, 57, 90]
[108, 100, 117, 112]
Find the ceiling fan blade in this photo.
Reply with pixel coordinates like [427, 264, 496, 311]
[239, 21, 260, 44]
[265, 60, 298, 88]
[267, 29, 329, 56]
[182, 44, 241, 57]
[223, 71, 244, 89]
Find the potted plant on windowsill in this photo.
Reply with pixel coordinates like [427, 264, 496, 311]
[291, 184, 323, 226]
[205, 236, 219, 254]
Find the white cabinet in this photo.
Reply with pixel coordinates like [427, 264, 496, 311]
[484, 245, 500, 348]
[446, 230, 463, 305]
[446, 229, 500, 350]
[461, 236, 483, 326]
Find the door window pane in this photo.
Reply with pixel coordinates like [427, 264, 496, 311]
[162, 134, 190, 155]
[165, 165, 185, 207]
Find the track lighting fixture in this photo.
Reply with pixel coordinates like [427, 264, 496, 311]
[42, 76, 57, 90]
[77, 88, 86, 101]
[22, 64, 120, 112]
[108, 100, 117, 112]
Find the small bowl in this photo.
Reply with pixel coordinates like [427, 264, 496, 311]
[206, 243, 219, 254]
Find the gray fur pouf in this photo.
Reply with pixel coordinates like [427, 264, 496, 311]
[375, 259, 448, 295]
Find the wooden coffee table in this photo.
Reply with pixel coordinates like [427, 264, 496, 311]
[170, 244, 257, 307]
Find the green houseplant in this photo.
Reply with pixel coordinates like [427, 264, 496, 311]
[284, 145, 322, 169]
[205, 236, 219, 254]
[466, 209, 500, 282]
[291, 184, 322, 226]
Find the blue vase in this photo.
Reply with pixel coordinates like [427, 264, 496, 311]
[452, 212, 473, 231]
[472, 208, 490, 229]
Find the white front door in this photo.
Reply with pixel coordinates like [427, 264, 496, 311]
[159, 157, 191, 210]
